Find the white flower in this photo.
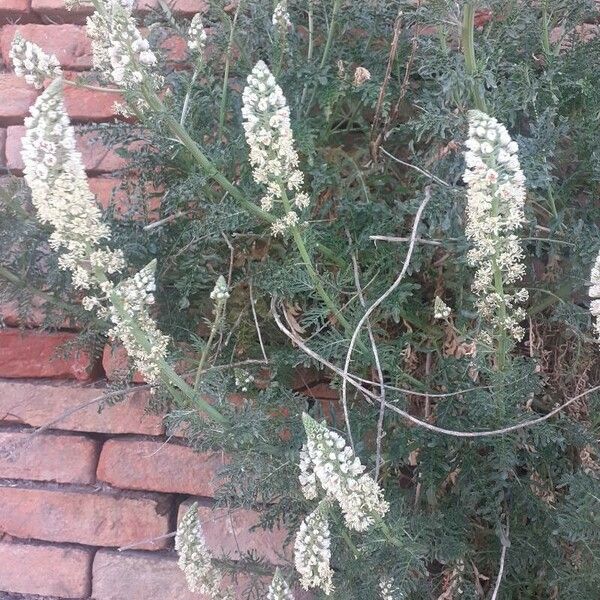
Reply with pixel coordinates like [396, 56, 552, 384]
[294, 501, 334, 595]
[589, 251, 600, 342]
[9, 33, 62, 89]
[210, 275, 230, 302]
[379, 577, 402, 600]
[463, 110, 528, 341]
[242, 60, 308, 234]
[301, 413, 389, 531]
[87, 0, 158, 90]
[433, 296, 452, 320]
[188, 13, 208, 56]
[353, 66, 371, 87]
[175, 502, 232, 599]
[299, 445, 318, 500]
[107, 260, 169, 384]
[272, 0, 292, 30]
[267, 568, 295, 600]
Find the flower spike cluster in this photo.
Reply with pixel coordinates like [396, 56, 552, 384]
[175, 502, 232, 599]
[188, 13, 208, 58]
[267, 568, 295, 600]
[106, 260, 170, 383]
[463, 110, 528, 340]
[10, 33, 62, 89]
[301, 413, 389, 531]
[21, 79, 169, 385]
[272, 1, 292, 31]
[294, 500, 334, 595]
[87, 0, 157, 90]
[589, 251, 600, 342]
[21, 80, 121, 291]
[242, 60, 309, 236]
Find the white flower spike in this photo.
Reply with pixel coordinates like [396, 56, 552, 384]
[301, 413, 389, 531]
[463, 110, 528, 341]
[10, 33, 61, 89]
[267, 568, 295, 600]
[294, 500, 334, 595]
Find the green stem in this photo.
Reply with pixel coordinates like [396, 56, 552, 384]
[319, 0, 342, 70]
[280, 189, 351, 331]
[193, 301, 225, 390]
[541, 0, 551, 55]
[218, 0, 242, 138]
[462, 2, 487, 112]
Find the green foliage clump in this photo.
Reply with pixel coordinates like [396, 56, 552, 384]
[3, 1, 600, 598]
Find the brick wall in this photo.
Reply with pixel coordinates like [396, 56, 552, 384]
[0, 3, 321, 598]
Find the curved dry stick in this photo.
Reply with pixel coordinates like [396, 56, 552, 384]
[271, 298, 600, 439]
[340, 188, 431, 442]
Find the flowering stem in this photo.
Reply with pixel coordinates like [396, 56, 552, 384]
[180, 67, 199, 126]
[280, 189, 351, 331]
[461, 3, 487, 112]
[142, 87, 275, 224]
[218, 0, 242, 138]
[193, 301, 226, 391]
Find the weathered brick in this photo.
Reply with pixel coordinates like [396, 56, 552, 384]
[62, 82, 124, 122]
[137, 0, 208, 17]
[0, 380, 164, 435]
[0, 296, 78, 329]
[0, 430, 98, 484]
[32, 0, 94, 24]
[0, 329, 98, 380]
[0, 0, 32, 24]
[91, 549, 292, 600]
[0, 128, 6, 169]
[102, 342, 145, 383]
[1, 25, 92, 70]
[97, 438, 224, 496]
[0, 74, 39, 126]
[6, 125, 129, 173]
[178, 500, 290, 563]
[0, 540, 93, 598]
[0, 486, 171, 549]
[90, 177, 162, 219]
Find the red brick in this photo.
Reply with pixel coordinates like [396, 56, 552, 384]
[97, 439, 224, 496]
[0, 128, 6, 169]
[0, 486, 171, 548]
[0, 74, 39, 126]
[0, 540, 93, 598]
[137, 0, 208, 16]
[0, 431, 98, 484]
[62, 83, 123, 122]
[32, 0, 94, 24]
[0, 296, 78, 328]
[0, 328, 98, 380]
[0, 0, 32, 24]
[90, 177, 162, 219]
[0, 380, 164, 435]
[92, 549, 208, 600]
[102, 342, 145, 383]
[6, 125, 129, 173]
[178, 500, 290, 563]
[1, 25, 92, 70]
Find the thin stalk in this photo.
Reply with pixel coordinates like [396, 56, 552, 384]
[299, 0, 315, 108]
[541, 0, 551, 56]
[193, 301, 226, 390]
[180, 68, 199, 126]
[218, 1, 242, 138]
[461, 2, 487, 112]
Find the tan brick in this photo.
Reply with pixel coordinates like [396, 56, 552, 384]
[6, 125, 130, 173]
[0, 540, 93, 598]
[178, 500, 290, 564]
[0, 431, 98, 484]
[0, 328, 99, 380]
[0, 74, 39, 126]
[137, 0, 207, 17]
[1, 25, 92, 70]
[32, 0, 94, 23]
[97, 439, 224, 496]
[0, 380, 164, 435]
[0, 486, 171, 549]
